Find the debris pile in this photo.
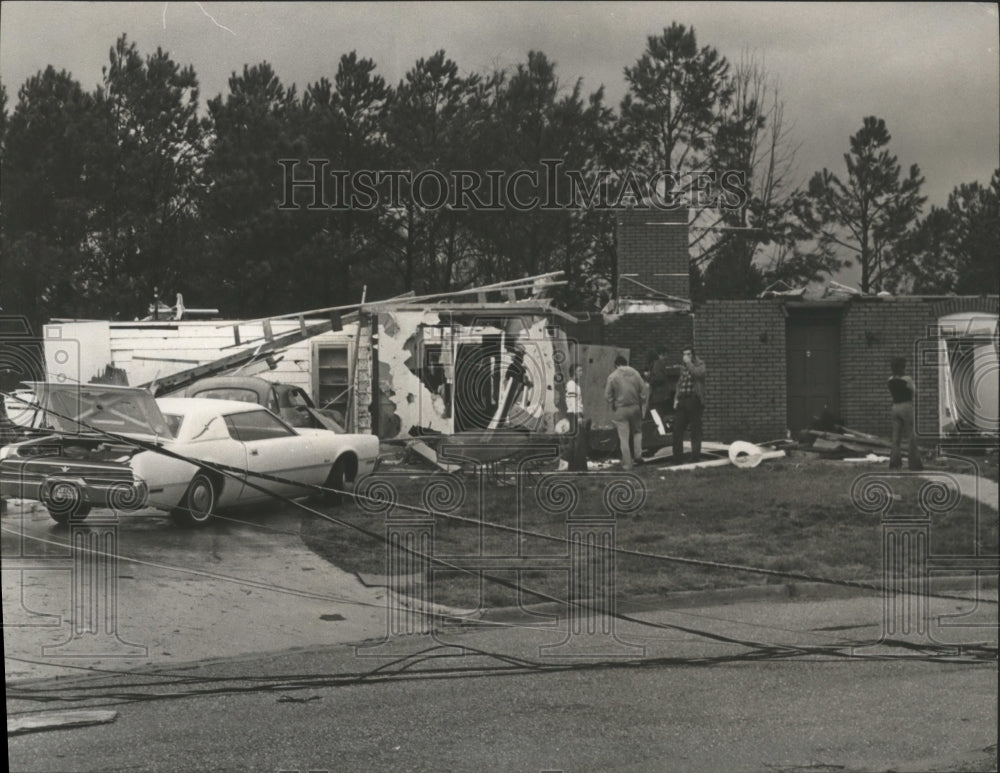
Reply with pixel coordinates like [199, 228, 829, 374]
[803, 426, 895, 457]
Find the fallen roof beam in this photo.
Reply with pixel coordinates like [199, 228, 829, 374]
[220, 272, 566, 329]
[143, 318, 339, 395]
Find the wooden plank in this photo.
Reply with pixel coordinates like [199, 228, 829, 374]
[221, 272, 567, 327]
[662, 457, 732, 471]
[364, 300, 561, 311]
[8, 710, 118, 736]
[663, 450, 785, 472]
[839, 426, 892, 444]
[408, 440, 462, 473]
[141, 319, 337, 394]
[346, 287, 367, 432]
[807, 430, 891, 448]
[647, 441, 730, 460]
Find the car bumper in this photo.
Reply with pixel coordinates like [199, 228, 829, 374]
[1, 467, 149, 512]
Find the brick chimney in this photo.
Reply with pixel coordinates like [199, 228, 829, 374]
[615, 207, 690, 300]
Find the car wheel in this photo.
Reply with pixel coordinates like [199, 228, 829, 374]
[43, 481, 92, 524]
[320, 459, 346, 506]
[173, 473, 216, 527]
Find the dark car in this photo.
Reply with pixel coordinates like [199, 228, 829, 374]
[175, 376, 345, 432]
[0, 383, 156, 521]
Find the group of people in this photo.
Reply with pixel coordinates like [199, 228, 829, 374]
[560, 345, 921, 473]
[604, 345, 706, 470]
[559, 344, 707, 472]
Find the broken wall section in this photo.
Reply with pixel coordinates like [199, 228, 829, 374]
[373, 309, 568, 439]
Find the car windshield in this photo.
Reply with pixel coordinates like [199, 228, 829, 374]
[36, 384, 174, 438]
[192, 388, 260, 404]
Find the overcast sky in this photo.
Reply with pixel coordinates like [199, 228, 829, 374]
[2, 1, 997, 211]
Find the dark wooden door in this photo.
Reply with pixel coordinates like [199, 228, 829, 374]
[786, 316, 840, 433]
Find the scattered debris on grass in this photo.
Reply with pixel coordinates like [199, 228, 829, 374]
[842, 454, 891, 463]
[803, 426, 895, 457]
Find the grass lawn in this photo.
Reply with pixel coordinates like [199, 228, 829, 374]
[300, 452, 999, 610]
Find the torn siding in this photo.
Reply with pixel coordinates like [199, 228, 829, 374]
[374, 309, 451, 437]
[373, 309, 567, 439]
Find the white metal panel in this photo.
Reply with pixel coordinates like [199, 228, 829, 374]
[43, 321, 111, 385]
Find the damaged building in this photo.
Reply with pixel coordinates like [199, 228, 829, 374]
[38, 203, 998, 449]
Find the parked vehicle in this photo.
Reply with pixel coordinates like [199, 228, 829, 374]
[174, 376, 345, 432]
[2, 388, 40, 428]
[0, 383, 379, 526]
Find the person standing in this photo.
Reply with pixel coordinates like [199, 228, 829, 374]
[888, 356, 923, 470]
[605, 355, 649, 471]
[559, 364, 589, 471]
[648, 346, 672, 420]
[672, 345, 706, 464]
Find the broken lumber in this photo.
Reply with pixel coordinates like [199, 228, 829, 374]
[408, 439, 462, 473]
[837, 425, 892, 444]
[804, 429, 893, 456]
[644, 441, 730, 463]
[663, 449, 785, 471]
[145, 318, 338, 396]
[224, 271, 567, 328]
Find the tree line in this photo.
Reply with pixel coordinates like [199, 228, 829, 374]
[1, 26, 997, 333]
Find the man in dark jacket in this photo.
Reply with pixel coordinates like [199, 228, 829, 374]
[648, 346, 672, 420]
[672, 345, 706, 463]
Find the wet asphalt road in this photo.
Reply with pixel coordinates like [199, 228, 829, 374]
[6, 611, 998, 773]
[3, 494, 997, 772]
[2, 497, 389, 682]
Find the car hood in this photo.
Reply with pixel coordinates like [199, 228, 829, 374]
[26, 382, 174, 440]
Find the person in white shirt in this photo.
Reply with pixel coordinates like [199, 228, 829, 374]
[559, 364, 588, 471]
[565, 364, 583, 419]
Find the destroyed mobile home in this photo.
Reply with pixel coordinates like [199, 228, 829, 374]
[14, 195, 1000, 478]
[0, 382, 379, 524]
[35, 273, 677, 470]
[23, 267, 1000, 478]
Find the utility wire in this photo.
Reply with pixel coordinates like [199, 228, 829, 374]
[3, 392, 996, 683]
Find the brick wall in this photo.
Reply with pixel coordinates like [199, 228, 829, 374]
[616, 207, 689, 299]
[840, 296, 998, 439]
[693, 295, 998, 443]
[696, 300, 788, 441]
[564, 312, 694, 371]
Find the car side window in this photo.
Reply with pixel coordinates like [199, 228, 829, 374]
[287, 388, 311, 408]
[193, 388, 259, 404]
[162, 413, 184, 438]
[266, 388, 279, 413]
[224, 410, 296, 442]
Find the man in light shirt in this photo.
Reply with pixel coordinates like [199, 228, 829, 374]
[605, 355, 649, 471]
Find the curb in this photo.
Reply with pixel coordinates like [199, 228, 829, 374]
[473, 573, 999, 624]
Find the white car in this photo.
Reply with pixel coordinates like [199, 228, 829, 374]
[0, 383, 379, 526]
